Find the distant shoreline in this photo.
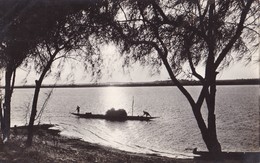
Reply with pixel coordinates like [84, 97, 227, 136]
[1, 79, 259, 89]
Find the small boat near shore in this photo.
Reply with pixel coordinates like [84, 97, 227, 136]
[72, 101, 159, 121]
[71, 112, 159, 121]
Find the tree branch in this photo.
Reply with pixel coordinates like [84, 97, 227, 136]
[187, 50, 205, 82]
[150, 0, 170, 23]
[119, 3, 128, 21]
[45, 42, 52, 56]
[214, 0, 254, 70]
[130, 39, 196, 107]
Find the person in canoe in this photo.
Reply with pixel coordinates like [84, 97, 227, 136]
[143, 111, 151, 117]
[76, 105, 80, 114]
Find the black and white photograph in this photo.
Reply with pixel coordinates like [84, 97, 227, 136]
[0, 0, 259, 162]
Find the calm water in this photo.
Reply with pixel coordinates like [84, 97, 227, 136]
[11, 85, 259, 157]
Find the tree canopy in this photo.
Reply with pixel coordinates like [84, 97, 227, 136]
[93, 0, 259, 154]
[101, 0, 259, 76]
[0, 0, 112, 141]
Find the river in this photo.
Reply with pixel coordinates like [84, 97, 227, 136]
[10, 85, 259, 157]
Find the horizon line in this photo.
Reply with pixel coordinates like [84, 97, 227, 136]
[1, 78, 259, 89]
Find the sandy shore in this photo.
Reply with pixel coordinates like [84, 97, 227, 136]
[0, 124, 258, 163]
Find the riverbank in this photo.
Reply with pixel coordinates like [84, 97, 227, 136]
[0, 124, 258, 162]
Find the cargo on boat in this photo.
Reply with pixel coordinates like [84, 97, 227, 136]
[71, 108, 158, 121]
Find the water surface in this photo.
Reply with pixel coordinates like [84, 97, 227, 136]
[11, 85, 259, 157]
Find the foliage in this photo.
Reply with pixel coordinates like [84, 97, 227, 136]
[100, 0, 259, 77]
[96, 0, 259, 154]
[0, 0, 112, 142]
[24, 1, 114, 146]
[0, 2, 37, 69]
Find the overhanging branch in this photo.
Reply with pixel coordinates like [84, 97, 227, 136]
[130, 39, 196, 107]
[214, 0, 254, 70]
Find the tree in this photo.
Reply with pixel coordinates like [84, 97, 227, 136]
[25, 5, 101, 146]
[0, 0, 111, 143]
[100, 0, 259, 155]
[0, 41, 33, 141]
[0, 0, 44, 140]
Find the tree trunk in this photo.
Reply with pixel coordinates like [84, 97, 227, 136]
[0, 97, 3, 134]
[10, 69, 16, 95]
[3, 65, 13, 141]
[26, 53, 56, 146]
[192, 105, 211, 149]
[200, 1, 221, 155]
[193, 104, 221, 157]
[202, 71, 222, 155]
[0, 82, 4, 135]
[26, 80, 41, 146]
[206, 73, 222, 155]
[159, 47, 222, 155]
[190, 80, 221, 157]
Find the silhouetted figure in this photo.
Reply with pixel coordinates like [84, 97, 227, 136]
[143, 111, 151, 117]
[193, 148, 197, 154]
[76, 106, 80, 114]
[14, 125, 17, 135]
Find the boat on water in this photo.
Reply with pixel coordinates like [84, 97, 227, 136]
[71, 112, 158, 121]
[71, 98, 158, 121]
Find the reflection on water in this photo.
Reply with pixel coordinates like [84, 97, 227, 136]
[10, 86, 259, 157]
[102, 87, 127, 109]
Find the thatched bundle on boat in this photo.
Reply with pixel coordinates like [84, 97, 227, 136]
[105, 108, 127, 120]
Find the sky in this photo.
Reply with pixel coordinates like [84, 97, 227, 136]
[8, 43, 259, 86]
